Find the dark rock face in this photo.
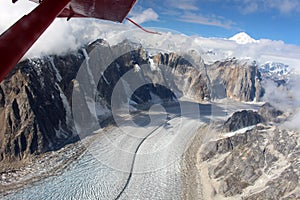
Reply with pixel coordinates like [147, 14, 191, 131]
[224, 110, 264, 132]
[0, 52, 84, 162]
[199, 126, 300, 199]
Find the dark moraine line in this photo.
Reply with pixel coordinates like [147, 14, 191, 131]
[115, 119, 171, 200]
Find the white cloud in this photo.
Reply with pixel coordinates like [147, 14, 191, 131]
[175, 3, 199, 11]
[0, 1, 36, 32]
[104, 28, 300, 73]
[240, 2, 258, 14]
[262, 79, 292, 109]
[237, 0, 300, 14]
[266, 0, 300, 14]
[27, 19, 131, 57]
[179, 13, 234, 29]
[166, 0, 199, 11]
[0, 1, 131, 57]
[128, 8, 159, 24]
[284, 110, 300, 130]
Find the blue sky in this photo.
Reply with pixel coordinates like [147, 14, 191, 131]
[128, 0, 300, 45]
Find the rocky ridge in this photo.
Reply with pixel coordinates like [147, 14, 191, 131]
[224, 110, 264, 132]
[0, 55, 83, 163]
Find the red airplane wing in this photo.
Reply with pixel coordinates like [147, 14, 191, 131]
[29, 0, 137, 22]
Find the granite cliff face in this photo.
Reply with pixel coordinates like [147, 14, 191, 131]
[0, 39, 264, 163]
[0, 53, 84, 163]
[126, 49, 263, 102]
[207, 59, 263, 101]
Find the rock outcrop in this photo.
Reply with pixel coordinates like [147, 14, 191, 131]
[223, 103, 284, 133]
[224, 110, 264, 132]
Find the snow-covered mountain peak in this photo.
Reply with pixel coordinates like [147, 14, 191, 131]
[260, 61, 290, 76]
[259, 61, 291, 84]
[229, 32, 258, 44]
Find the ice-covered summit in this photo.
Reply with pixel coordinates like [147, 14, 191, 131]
[259, 61, 291, 84]
[229, 32, 258, 44]
[260, 62, 290, 77]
